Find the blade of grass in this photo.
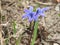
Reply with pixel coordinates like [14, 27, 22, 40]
[16, 38, 20, 45]
[16, 35, 22, 45]
[58, 14, 60, 16]
[5, 38, 9, 45]
[30, 21, 38, 45]
[13, 21, 16, 34]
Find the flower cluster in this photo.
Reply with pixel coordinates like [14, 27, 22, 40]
[22, 6, 49, 22]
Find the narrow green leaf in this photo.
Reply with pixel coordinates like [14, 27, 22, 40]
[33, 8, 36, 12]
[30, 21, 38, 45]
[58, 14, 60, 16]
[13, 21, 16, 34]
[16, 35, 22, 45]
[2, 16, 5, 21]
[16, 39, 20, 45]
[5, 38, 9, 45]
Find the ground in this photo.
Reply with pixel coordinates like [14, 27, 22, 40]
[0, 0, 60, 45]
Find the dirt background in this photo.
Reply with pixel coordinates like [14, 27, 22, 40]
[0, 0, 60, 45]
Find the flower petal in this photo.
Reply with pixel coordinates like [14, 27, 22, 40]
[28, 17, 33, 22]
[22, 14, 28, 19]
[36, 8, 41, 11]
[29, 6, 33, 12]
[36, 8, 41, 14]
[42, 7, 49, 12]
[34, 16, 38, 21]
[40, 13, 45, 17]
[24, 9, 30, 13]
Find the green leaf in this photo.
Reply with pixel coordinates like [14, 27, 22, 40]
[13, 21, 16, 34]
[16, 38, 20, 45]
[58, 14, 60, 16]
[5, 38, 9, 45]
[2, 16, 5, 21]
[30, 21, 38, 45]
[16, 35, 22, 45]
[33, 8, 36, 12]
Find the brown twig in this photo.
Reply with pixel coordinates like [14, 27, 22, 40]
[34, 0, 56, 5]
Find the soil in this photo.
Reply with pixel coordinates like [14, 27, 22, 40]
[0, 0, 60, 45]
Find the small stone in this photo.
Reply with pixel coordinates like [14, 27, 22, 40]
[55, 3, 60, 11]
[53, 43, 59, 45]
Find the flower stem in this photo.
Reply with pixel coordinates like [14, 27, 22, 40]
[30, 21, 38, 45]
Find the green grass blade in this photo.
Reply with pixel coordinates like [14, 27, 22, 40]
[30, 21, 38, 45]
[5, 38, 9, 45]
[13, 21, 16, 34]
[58, 14, 60, 16]
[16, 38, 20, 45]
[16, 35, 22, 45]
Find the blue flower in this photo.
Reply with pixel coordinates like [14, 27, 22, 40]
[36, 7, 50, 17]
[22, 6, 36, 22]
[33, 7, 50, 21]
[22, 6, 49, 22]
